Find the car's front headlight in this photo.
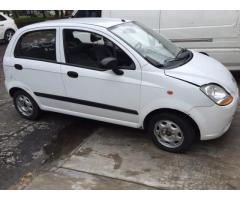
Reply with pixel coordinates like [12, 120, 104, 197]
[200, 84, 233, 106]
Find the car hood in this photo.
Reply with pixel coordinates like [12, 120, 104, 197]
[164, 51, 237, 95]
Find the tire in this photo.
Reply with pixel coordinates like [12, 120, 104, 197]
[13, 90, 41, 120]
[4, 29, 15, 43]
[148, 112, 196, 153]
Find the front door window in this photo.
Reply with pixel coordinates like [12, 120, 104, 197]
[63, 29, 134, 70]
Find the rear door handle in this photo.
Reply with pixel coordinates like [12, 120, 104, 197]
[67, 71, 78, 78]
[14, 64, 23, 70]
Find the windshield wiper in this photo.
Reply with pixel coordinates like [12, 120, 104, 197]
[144, 56, 164, 68]
[176, 48, 189, 59]
[164, 48, 189, 64]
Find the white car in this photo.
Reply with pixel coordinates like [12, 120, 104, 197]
[3, 18, 239, 153]
[0, 12, 17, 43]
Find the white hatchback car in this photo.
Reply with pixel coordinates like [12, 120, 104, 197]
[0, 13, 17, 43]
[3, 18, 239, 153]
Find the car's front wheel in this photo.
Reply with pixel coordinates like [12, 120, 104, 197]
[4, 29, 15, 43]
[13, 90, 40, 120]
[148, 112, 196, 153]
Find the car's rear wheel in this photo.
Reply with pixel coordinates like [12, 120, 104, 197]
[13, 90, 40, 120]
[4, 29, 15, 43]
[148, 112, 196, 153]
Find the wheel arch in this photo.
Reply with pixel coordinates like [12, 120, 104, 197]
[4, 28, 15, 35]
[4, 28, 16, 42]
[143, 108, 200, 140]
[8, 86, 42, 109]
[9, 87, 24, 97]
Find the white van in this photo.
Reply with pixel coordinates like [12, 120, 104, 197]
[72, 10, 240, 71]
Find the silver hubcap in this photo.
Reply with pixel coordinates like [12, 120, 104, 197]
[16, 95, 33, 117]
[154, 120, 184, 148]
[6, 31, 13, 41]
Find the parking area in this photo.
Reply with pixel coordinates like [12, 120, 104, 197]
[0, 43, 240, 189]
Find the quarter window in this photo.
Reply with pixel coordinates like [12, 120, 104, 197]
[14, 30, 56, 62]
[63, 29, 134, 70]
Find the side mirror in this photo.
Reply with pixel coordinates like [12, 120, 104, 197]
[100, 57, 124, 75]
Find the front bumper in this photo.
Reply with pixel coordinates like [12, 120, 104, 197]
[189, 88, 239, 140]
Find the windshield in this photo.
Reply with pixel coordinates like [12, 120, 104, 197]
[110, 22, 186, 68]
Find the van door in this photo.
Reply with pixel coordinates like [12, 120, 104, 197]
[160, 10, 240, 70]
[10, 28, 67, 109]
[59, 28, 141, 127]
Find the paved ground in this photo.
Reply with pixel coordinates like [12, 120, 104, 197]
[0, 43, 240, 189]
[0, 43, 100, 189]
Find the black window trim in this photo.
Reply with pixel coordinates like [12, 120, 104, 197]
[62, 28, 136, 71]
[12, 27, 138, 72]
[14, 29, 57, 62]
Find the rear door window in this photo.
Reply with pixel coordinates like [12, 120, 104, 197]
[14, 29, 56, 62]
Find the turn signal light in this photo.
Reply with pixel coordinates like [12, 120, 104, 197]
[219, 95, 233, 106]
[167, 90, 173, 95]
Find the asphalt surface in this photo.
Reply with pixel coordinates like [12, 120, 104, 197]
[0, 43, 101, 189]
[0, 43, 240, 189]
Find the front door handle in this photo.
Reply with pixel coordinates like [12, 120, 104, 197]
[14, 64, 23, 70]
[0, 24, 4, 27]
[67, 71, 78, 78]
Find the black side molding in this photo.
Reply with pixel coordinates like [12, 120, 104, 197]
[34, 92, 138, 115]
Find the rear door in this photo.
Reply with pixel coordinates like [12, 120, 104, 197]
[160, 10, 240, 70]
[9, 27, 67, 109]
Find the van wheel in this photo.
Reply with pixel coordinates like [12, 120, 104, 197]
[148, 112, 195, 153]
[13, 90, 40, 120]
[4, 29, 15, 43]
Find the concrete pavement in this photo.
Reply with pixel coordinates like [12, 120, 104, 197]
[24, 112, 240, 190]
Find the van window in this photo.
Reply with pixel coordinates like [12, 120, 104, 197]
[14, 30, 56, 62]
[63, 29, 134, 70]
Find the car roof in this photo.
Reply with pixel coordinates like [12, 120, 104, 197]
[22, 18, 131, 30]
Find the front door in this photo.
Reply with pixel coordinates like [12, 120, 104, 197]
[60, 28, 141, 126]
